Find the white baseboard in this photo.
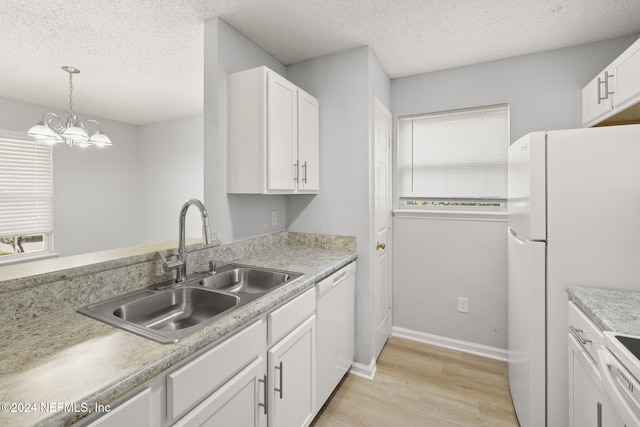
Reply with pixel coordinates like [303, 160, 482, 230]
[349, 358, 377, 380]
[392, 326, 508, 362]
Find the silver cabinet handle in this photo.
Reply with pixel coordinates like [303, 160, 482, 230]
[274, 362, 283, 399]
[597, 71, 615, 104]
[604, 71, 615, 100]
[293, 162, 299, 183]
[569, 325, 592, 345]
[302, 161, 308, 184]
[597, 402, 602, 427]
[597, 76, 604, 104]
[258, 374, 267, 414]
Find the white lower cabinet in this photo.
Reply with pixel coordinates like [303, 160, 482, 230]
[268, 315, 316, 427]
[79, 278, 354, 427]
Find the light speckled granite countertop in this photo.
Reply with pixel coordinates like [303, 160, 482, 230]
[566, 285, 640, 335]
[0, 243, 356, 427]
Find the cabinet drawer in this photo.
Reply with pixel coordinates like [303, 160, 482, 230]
[167, 319, 265, 420]
[86, 387, 152, 427]
[269, 288, 315, 345]
[568, 301, 603, 358]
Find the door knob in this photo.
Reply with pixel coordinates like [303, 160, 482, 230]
[376, 242, 386, 250]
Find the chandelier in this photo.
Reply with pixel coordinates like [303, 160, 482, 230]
[27, 66, 112, 147]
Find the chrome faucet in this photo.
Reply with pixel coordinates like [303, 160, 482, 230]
[160, 198, 212, 283]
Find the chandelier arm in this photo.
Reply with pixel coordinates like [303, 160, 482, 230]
[43, 113, 64, 133]
[84, 119, 102, 135]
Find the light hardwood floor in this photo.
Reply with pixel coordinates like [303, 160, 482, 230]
[311, 337, 519, 427]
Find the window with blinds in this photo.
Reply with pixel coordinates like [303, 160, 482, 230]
[398, 104, 509, 210]
[0, 130, 53, 260]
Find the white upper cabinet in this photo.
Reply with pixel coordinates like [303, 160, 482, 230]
[228, 66, 319, 194]
[296, 89, 319, 192]
[583, 37, 640, 127]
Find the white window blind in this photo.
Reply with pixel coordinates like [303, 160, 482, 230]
[399, 104, 509, 203]
[0, 130, 53, 237]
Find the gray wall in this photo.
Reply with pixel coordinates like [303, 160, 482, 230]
[390, 35, 638, 351]
[392, 35, 638, 145]
[287, 46, 391, 366]
[0, 97, 141, 256]
[138, 115, 204, 243]
[203, 18, 288, 243]
[0, 96, 205, 257]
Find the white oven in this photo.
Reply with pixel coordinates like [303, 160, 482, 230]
[599, 332, 640, 426]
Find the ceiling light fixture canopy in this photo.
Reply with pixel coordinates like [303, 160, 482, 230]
[27, 66, 112, 147]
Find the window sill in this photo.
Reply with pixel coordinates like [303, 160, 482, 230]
[393, 209, 507, 222]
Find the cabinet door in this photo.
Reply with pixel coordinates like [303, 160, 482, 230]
[582, 72, 613, 127]
[568, 335, 601, 427]
[174, 356, 267, 427]
[297, 90, 319, 193]
[268, 315, 316, 427]
[267, 70, 298, 192]
[614, 40, 640, 110]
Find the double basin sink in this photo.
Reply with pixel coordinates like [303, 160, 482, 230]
[78, 264, 303, 343]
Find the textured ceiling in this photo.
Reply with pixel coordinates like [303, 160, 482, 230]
[0, 0, 639, 125]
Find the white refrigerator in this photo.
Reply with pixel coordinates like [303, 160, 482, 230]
[507, 124, 640, 427]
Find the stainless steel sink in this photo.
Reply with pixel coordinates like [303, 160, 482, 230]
[199, 264, 303, 297]
[113, 287, 239, 331]
[78, 264, 303, 344]
[78, 285, 239, 343]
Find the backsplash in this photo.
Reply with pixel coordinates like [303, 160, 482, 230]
[288, 231, 356, 251]
[0, 231, 354, 328]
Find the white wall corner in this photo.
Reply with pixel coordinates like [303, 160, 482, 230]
[392, 326, 508, 362]
[348, 358, 377, 381]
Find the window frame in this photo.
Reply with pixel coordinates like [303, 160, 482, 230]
[0, 129, 54, 264]
[397, 104, 510, 213]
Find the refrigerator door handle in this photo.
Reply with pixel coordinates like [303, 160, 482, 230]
[508, 227, 528, 245]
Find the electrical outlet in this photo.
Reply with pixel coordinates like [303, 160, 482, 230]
[270, 210, 278, 227]
[458, 297, 469, 313]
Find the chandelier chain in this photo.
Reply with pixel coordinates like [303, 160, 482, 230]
[68, 71, 74, 113]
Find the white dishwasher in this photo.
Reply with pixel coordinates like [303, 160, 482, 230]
[599, 332, 640, 426]
[316, 262, 356, 409]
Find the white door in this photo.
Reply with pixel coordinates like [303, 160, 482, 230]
[372, 97, 392, 360]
